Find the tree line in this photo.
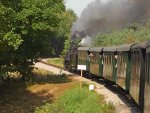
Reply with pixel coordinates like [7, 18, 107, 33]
[93, 22, 150, 46]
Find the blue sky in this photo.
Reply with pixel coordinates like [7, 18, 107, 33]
[65, 0, 95, 17]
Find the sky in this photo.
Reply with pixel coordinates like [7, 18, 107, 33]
[65, 0, 95, 17]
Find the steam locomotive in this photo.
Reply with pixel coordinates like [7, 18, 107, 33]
[64, 41, 150, 113]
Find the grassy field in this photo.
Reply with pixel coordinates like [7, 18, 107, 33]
[47, 58, 64, 67]
[0, 69, 114, 113]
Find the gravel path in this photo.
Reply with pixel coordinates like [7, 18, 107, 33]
[35, 62, 71, 75]
[35, 61, 141, 113]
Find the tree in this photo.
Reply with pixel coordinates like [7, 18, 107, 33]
[0, 0, 75, 81]
[60, 9, 76, 55]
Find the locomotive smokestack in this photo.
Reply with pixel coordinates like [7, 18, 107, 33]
[71, 0, 150, 44]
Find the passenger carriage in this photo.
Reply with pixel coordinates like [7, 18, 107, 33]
[103, 46, 117, 82]
[116, 44, 133, 91]
[130, 43, 146, 111]
[144, 41, 150, 113]
[77, 47, 91, 72]
[88, 47, 103, 76]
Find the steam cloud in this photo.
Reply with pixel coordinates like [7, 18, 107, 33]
[71, 0, 150, 45]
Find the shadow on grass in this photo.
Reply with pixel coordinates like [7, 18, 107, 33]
[0, 81, 53, 113]
[0, 71, 72, 113]
[31, 73, 71, 84]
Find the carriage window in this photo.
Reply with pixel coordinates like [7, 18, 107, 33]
[90, 52, 98, 63]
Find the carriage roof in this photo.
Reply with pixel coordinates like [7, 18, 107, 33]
[117, 44, 134, 52]
[103, 46, 117, 52]
[145, 40, 150, 53]
[77, 47, 91, 51]
[131, 42, 146, 49]
[89, 47, 103, 52]
[145, 40, 150, 48]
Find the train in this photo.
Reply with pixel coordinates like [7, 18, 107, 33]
[64, 41, 150, 113]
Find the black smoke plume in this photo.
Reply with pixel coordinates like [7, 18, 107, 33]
[71, 0, 150, 43]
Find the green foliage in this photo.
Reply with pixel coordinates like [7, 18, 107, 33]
[93, 22, 150, 46]
[3, 31, 23, 50]
[0, 0, 76, 81]
[61, 9, 76, 55]
[34, 86, 114, 113]
[0, 4, 16, 34]
[62, 38, 71, 55]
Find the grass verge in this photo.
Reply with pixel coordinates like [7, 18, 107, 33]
[47, 58, 64, 67]
[34, 85, 115, 113]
